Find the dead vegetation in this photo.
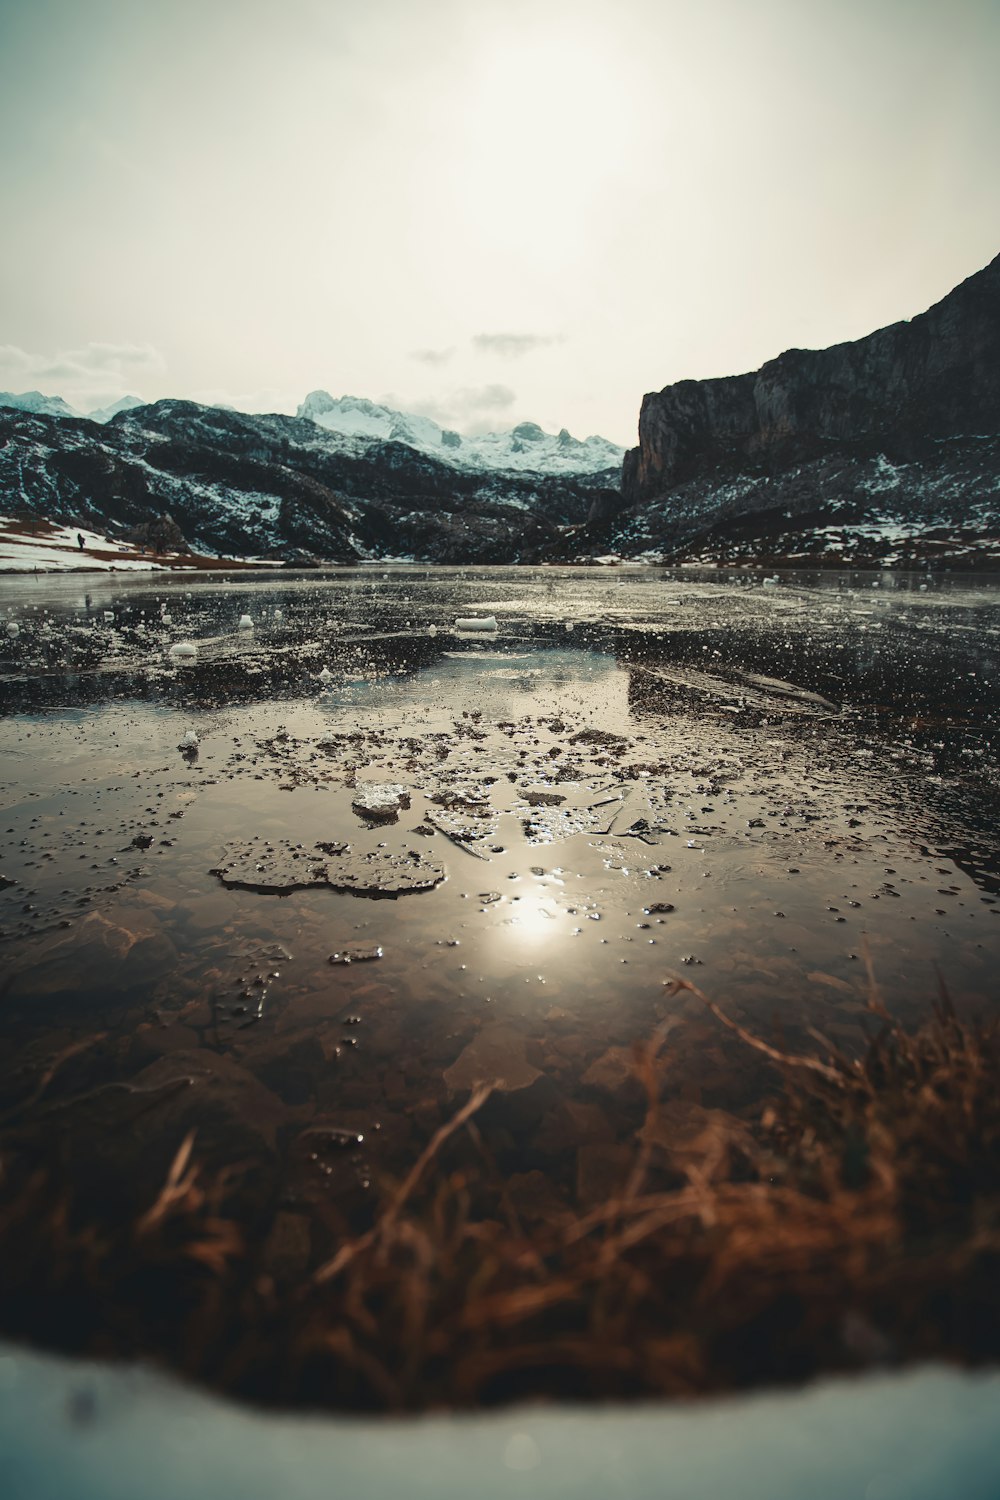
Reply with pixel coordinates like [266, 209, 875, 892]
[0, 973, 998, 1412]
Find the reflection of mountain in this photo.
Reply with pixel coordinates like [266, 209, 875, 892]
[576, 254, 1000, 568]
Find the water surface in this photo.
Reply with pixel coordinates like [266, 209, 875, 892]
[0, 565, 997, 1223]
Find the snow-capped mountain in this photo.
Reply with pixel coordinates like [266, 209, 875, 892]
[0, 390, 144, 424]
[295, 391, 625, 477]
[0, 389, 79, 420]
[87, 394, 144, 423]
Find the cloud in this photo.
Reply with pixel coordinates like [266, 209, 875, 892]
[472, 333, 563, 359]
[189, 385, 300, 415]
[400, 383, 517, 433]
[408, 346, 455, 367]
[0, 342, 166, 411]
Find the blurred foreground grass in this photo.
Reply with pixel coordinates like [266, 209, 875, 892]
[1, 971, 997, 1411]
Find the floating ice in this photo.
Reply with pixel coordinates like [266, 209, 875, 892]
[211, 838, 444, 896]
[351, 782, 411, 823]
[6, 622, 19, 637]
[429, 624, 438, 636]
[318, 666, 333, 685]
[103, 610, 114, 622]
[238, 614, 254, 630]
[329, 944, 383, 965]
[179, 730, 199, 749]
[455, 615, 497, 632]
[168, 641, 198, 660]
[273, 608, 283, 620]
[762, 576, 780, 588]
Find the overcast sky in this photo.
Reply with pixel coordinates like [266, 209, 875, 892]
[0, 0, 997, 444]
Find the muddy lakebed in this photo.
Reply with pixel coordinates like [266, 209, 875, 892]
[0, 564, 998, 1316]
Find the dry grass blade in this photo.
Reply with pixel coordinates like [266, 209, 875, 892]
[310, 1083, 494, 1288]
[0, 1032, 109, 1128]
[388, 1082, 495, 1221]
[135, 1130, 199, 1236]
[664, 976, 844, 1083]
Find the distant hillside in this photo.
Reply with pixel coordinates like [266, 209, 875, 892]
[0, 399, 619, 565]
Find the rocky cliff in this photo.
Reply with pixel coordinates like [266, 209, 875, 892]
[625, 253, 1000, 504]
[605, 253, 1000, 568]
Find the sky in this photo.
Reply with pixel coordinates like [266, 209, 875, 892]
[0, 0, 997, 445]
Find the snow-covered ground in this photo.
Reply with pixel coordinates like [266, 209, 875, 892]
[0, 1343, 997, 1500]
[0, 520, 165, 572]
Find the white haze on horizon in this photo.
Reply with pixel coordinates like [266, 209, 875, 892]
[0, 0, 997, 446]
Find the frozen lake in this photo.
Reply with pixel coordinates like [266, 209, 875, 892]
[0, 564, 997, 1399]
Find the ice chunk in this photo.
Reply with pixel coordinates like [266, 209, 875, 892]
[351, 782, 411, 823]
[318, 666, 333, 685]
[455, 615, 497, 631]
[6, 622, 19, 637]
[168, 641, 198, 659]
[238, 613, 253, 630]
[179, 730, 199, 749]
[211, 838, 443, 896]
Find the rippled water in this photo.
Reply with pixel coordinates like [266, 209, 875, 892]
[0, 565, 997, 1222]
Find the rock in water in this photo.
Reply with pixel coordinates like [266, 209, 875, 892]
[444, 1024, 542, 1094]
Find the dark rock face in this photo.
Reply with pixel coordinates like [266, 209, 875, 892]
[605, 253, 1000, 567]
[625, 254, 1000, 505]
[0, 400, 619, 565]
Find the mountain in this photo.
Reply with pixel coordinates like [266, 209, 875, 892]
[3, 258, 996, 570]
[87, 394, 144, 423]
[297, 391, 625, 478]
[0, 389, 80, 420]
[0, 399, 619, 565]
[0, 391, 145, 424]
[576, 253, 1000, 568]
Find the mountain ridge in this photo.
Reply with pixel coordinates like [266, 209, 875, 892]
[0, 397, 618, 565]
[0, 386, 624, 480]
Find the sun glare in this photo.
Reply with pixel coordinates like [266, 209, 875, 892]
[455, 26, 635, 252]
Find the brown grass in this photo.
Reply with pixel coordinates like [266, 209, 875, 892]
[1, 977, 998, 1411]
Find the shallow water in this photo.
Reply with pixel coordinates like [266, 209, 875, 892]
[0, 565, 997, 1222]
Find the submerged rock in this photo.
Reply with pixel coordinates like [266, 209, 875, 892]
[444, 1024, 542, 1094]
